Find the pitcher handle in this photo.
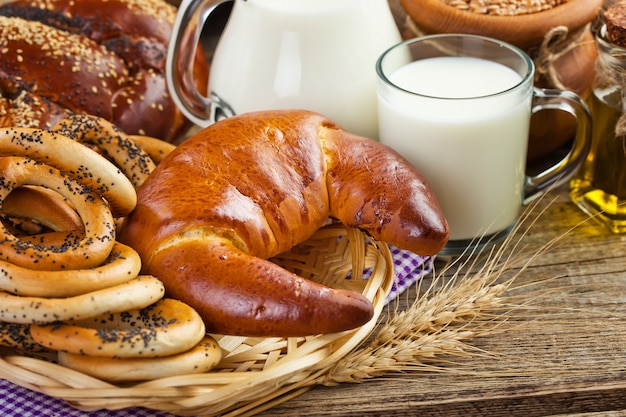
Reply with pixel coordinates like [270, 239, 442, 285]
[166, 0, 235, 127]
[523, 88, 592, 203]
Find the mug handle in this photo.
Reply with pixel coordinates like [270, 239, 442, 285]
[523, 88, 592, 203]
[166, 0, 236, 127]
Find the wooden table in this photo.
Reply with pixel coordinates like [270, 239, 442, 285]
[260, 184, 626, 416]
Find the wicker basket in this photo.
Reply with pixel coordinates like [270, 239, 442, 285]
[0, 224, 395, 416]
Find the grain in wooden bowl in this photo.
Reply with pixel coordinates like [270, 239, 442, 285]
[399, 0, 603, 162]
[442, 0, 567, 16]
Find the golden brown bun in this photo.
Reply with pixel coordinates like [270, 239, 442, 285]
[119, 110, 449, 337]
[0, 0, 209, 143]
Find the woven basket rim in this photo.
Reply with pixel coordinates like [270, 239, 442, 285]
[0, 224, 396, 416]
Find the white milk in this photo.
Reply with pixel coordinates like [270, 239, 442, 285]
[209, 0, 401, 139]
[378, 57, 530, 241]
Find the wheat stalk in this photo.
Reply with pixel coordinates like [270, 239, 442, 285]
[317, 195, 571, 386]
[318, 269, 510, 385]
[2, 193, 600, 417]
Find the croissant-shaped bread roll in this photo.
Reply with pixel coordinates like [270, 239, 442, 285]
[119, 110, 449, 337]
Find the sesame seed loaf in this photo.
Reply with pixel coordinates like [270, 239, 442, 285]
[0, 0, 209, 143]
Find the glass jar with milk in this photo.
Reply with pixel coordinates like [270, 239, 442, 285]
[167, 0, 402, 139]
[377, 35, 592, 256]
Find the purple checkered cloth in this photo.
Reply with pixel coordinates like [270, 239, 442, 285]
[0, 248, 433, 417]
[385, 245, 433, 302]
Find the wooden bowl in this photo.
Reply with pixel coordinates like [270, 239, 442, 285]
[400, 0, 602, 50]
[400, 0, 603, 162]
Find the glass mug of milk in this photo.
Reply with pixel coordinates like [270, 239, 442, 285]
[376, 34, 592, 256]
[166, 0, 401, 139]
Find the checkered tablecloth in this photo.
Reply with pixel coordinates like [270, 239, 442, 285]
[0, 247, 433, 417]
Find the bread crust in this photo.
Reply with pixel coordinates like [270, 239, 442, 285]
[0, 0, 209, 143]
[119, 110, 449, 337]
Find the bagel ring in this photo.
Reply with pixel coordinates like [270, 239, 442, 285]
[0, 321, 48, 353]
[0, 215, 46, 236]
[129, 134, 177, 164]
[0, 127, 136, 217]
[2, 186, 83, 233]
[0, 275, 165, 325]
[52, 115, 157, 189]
[0, 157, 115, 270]
[1, 186, 83, 235]
[30, 298, 204, 358]
[10, 230, 95, 248]
[0, 242, 141, 297]
[58, 336, 222, 382]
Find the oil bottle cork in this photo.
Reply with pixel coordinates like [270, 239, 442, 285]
[605, 2, 626, 46]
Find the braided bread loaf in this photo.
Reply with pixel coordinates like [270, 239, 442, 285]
[0, 0, 209, 143]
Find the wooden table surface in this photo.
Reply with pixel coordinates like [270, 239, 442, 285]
[260, 184, 626, 416]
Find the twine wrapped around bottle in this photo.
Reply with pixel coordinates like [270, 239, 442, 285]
[597, 2, 626, 140]
[595, 38, 626, 138]
[532, 25, 592, 90]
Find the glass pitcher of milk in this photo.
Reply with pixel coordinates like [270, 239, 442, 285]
[167, 0, 402, 139]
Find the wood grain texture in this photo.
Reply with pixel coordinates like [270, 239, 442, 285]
[259, 185, 626, 416]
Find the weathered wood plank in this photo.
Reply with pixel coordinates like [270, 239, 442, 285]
[260, 186, 626, 416]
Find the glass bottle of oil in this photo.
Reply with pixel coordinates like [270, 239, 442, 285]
[570, 4, 626, 233]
